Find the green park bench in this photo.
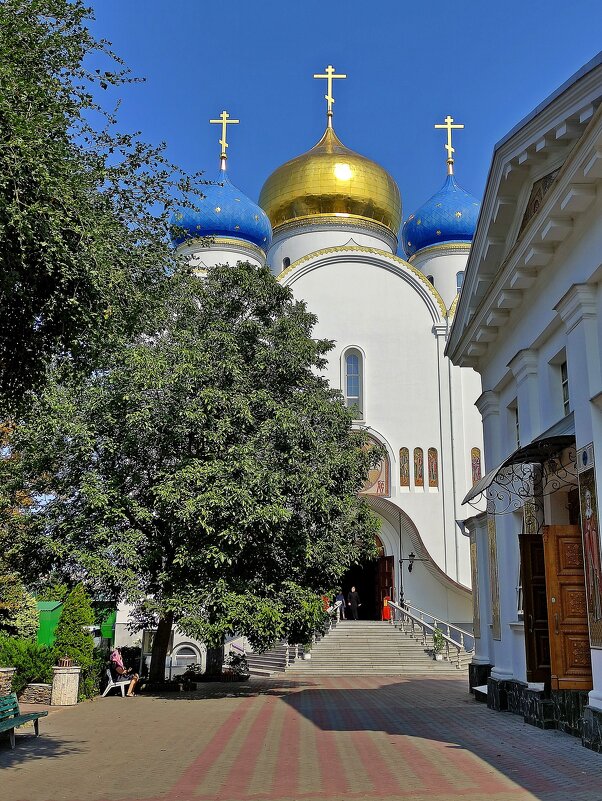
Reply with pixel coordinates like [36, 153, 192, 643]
[0, 692, 48, 749]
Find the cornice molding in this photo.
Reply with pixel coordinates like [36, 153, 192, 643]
[408, 241, 471, 264]
[181, 236, 266, 264]
[476, 390, 500, 419]
[448, 101, 602, 365]
[554, 283, 598, 333]
[270, 214, 398, 251]
[508, 348, 539, 383]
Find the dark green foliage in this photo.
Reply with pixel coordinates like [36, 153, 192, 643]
[0, 0, 201, 415]
[2, 262, 380, 676]
[53, 583, 95, 697]
[0, 633, 54, 694]
[35, 581, 71, 603]
[0, 568, 38, 639]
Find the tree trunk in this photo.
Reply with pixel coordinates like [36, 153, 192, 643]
[149, 612, 174, 682]
[205, 639, 225, 677]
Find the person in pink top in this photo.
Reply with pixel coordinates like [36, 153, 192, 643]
[109, 647, 139, 696]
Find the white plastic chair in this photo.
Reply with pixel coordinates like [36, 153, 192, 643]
[101, 668, 127, 697]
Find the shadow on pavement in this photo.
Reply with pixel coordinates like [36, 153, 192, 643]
[0, 729, 81, 767]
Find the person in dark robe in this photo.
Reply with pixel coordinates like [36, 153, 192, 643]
[347, 586, 361, 620]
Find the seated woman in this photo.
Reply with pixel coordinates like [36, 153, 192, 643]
[109, 647, 139, 697]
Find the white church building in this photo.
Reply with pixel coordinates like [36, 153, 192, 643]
[447, 52, 602, 753]
[116, 70, 484, 665]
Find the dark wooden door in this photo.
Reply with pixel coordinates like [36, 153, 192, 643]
[520, 534, 551, 685]
[376, 556, 394, 617]
[543, 525, 592, 691]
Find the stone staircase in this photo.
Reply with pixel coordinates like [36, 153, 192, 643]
[283, 620, 469, 676]
[245, 643, 290, 676]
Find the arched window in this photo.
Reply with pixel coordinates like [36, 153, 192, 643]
[344, 348, 363, 418]
[173, 645, 201, 668]
[414, 447, 424, 487]
[282, 257, 291, 269]
[427, 275, 434, 286]
[428, 448, 438, 487]
[399, 447, 410, 487]
[456, 271, 465, 293]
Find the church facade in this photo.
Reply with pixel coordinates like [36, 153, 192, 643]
[116, 71, 485, 662]
[172, 73, 483, 632]
[447, 53, 602, 751]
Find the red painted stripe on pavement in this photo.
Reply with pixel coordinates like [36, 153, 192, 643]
[215, 695, 279, 797]
[168, 695, 260, 798]
[269, 685, 301, 797]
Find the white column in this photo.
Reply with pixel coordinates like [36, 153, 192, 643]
[434, 322, 457, 581]
[466, 513, 493, 665]
[508, 348, 540, 445]
[476, 390, 501, 470]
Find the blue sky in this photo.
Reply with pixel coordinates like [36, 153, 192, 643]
[90, 0, 602, 236]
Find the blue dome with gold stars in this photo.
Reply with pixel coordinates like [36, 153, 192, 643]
[402, 174, 480, 258]
[171, 169, 272, 252]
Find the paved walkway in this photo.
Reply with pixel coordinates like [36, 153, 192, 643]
[1, 675, 601, 801]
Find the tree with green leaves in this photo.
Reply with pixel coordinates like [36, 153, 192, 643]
[0, 0, 200, 415]
[53, 583, 95, 697]
[3, 262, 380, 680]
[0, 568, 38, 639]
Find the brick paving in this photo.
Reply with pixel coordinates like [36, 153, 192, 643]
[1, 675, 602, 801]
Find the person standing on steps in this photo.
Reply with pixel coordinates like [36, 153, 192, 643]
[335, 590, 346, 620]
[347, 586, 361, 620]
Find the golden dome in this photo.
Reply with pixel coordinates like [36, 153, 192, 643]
[259, 126, 402, 236]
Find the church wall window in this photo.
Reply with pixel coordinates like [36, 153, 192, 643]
[282, 257, 291, 269]
[399, 447, 410, 487]
[343, 348, 363, 419]
[456, 271, 464, 293]
[414, 447, 424, 487]
[427, 448, 438, 487]
[560, 360, 570, 415]
[427, 275, 434, 286]
[471, 447, 482, 485]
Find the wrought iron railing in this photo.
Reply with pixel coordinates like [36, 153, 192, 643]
[401, 603, 474, 652]
[388, 601, 472, 669]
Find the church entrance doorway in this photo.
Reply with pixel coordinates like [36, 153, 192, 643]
[341, 537, 394, 621]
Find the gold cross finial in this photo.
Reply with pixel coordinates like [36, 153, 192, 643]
[313, 64, 347, 127]
[434, 115, 465, 175]
[209, 110, 240, 170]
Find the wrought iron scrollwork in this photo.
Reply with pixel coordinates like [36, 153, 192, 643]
[465, 447, 577, 523]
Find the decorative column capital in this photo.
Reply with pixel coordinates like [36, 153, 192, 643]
[476, 390, 500, 419]
[554, 283, 597, 334]
[432, 322, 448, 338]
[508, 348, 539, 384]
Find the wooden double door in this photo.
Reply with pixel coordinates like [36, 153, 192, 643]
[376, 555, 394, 618]
[521, 525, 592, 691]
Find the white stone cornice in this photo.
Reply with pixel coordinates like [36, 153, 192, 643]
[432, 323, 448, 338]
[476, 390, 500, 419]
[554, 283, 598, 333]
[508, 348, 539, 383]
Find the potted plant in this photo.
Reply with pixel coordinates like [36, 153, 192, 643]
[302, 643, 312, 660]
[432, 628, 445, 661]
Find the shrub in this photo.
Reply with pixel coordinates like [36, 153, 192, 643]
[53, 583, 95, 699]
[0, 633, 53, 694]
[432, 627, 445, 654]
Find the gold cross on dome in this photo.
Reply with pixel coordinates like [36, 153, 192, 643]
[209, 110, 240, 167]
[434, 115, 464, 174]
[313, 65, 347, 126]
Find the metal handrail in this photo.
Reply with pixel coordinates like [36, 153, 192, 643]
[388, 601, 468, 669]
[402, 602, 474, 652]
[284, 600, 343, 667]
